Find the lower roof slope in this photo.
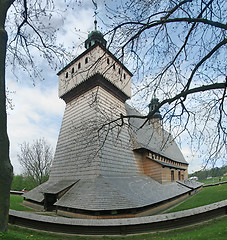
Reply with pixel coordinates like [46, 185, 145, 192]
[24, 175, 192, 211]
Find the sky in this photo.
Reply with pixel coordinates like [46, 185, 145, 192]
[5, 0, 208, 175]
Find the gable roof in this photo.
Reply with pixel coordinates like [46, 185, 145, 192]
[125, 104, 188, 165]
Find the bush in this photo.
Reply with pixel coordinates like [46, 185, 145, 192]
[11, 174, 48, 191]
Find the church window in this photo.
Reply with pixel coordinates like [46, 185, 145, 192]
[85, 57, 88, 64]
[107, 58, 110, 64]
[124, 73, 126, 79]
[66, 72, 68, 78]
[171, 170, 174, 182]
[113, 64, 115, 70]
[118, 68, 121, 74]
[78, 62, 81, 69]
[72, 67, 74, 74]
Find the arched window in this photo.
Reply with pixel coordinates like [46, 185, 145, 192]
[78, 62, 81, 69]
[118, 68, 121, 74]
[107, 58, 110, 64]
[85, 57, 88, 64]
[113, 64, 115, 70]
[66, 72, 68, 78]
[124, 73, 126, 79]
[72, 67, 74, 74]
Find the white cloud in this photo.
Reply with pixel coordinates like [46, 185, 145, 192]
[7, 80, 65, 174]
[181, 148, 203, 174]
[5, 1, 97, 175]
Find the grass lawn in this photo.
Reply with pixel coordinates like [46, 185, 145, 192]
[199, 175, 227, 185]
[168, 183, 227, 213]
[10, 195, 34, 211]
[0, 216, 226, 240]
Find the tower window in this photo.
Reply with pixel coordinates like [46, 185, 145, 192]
[107, 58, 110, 64]
[78, 62, 81, 69]
[171, 170, 174, 182]
[72, 67, 74, 74]
[85, 57, 88, 64]
[66, 72, 68, 78]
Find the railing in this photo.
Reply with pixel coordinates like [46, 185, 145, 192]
[9, 199, 227, 235]
[203, 181, 227, 187]
[10, 190, 24, 195]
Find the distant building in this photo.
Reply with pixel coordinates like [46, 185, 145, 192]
[23, 26, 202, 218]
[189, 176, 198, 181]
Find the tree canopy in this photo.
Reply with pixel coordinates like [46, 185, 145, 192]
[103, 0, 227, 167]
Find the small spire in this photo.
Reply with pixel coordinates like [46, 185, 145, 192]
[94, 19, 97, 31]
[92, 0, 98, 30]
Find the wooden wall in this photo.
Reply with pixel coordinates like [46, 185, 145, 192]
[133, 150, 188, 184]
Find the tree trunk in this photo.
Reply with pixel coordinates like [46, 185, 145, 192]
[0, 0, 14, 232]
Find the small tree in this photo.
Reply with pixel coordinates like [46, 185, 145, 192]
[18, 138, 53, 186]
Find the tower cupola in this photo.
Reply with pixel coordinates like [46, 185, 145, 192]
[85, 20, 107, 49]
[149, 97, 162, 135]
[148, 97, 162, 120]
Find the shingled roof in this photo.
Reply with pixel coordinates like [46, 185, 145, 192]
[24, 102, 191, 213]
[125, 104, 188, 165]
[54, 175, 192, 211]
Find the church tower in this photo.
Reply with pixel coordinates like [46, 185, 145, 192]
[53, 25, 136, 181]
[23, 24, 142, 215]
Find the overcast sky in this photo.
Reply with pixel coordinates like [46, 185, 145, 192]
[6, 0, 205, 175]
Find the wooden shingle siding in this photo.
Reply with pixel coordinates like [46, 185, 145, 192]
[50, 86, 137, 181]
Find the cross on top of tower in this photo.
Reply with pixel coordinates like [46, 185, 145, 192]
[84, 0, 107, 49]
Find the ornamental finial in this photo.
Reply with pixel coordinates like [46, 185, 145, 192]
[92, 0, 98, 30]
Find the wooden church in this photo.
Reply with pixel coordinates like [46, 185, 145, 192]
[23, 24, 202, 218]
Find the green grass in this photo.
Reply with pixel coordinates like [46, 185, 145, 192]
[10, 195, 34, 211]
[199, 175, 227, 184]
[0, 216, 226, 239]
[168, 183, 227, 213]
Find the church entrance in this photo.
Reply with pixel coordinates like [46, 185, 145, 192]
[44, 193, 57, 211]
